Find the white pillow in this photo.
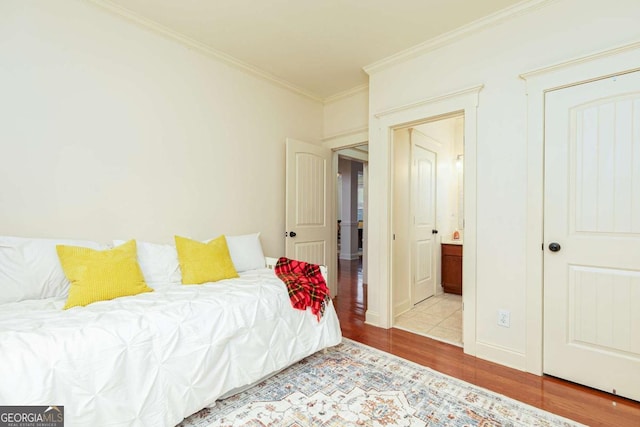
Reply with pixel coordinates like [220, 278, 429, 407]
[0, 244, 28, 303]
[113, 240, 181, 289]
[0, 236, 105, 304]
[225, 233, 265, 272]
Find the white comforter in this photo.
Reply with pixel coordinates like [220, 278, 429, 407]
[0, 268, 342, 426]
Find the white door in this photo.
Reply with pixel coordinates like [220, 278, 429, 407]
[412, 144, 437, 304]
[285, 138, 335, 294]
[544, 71, 640, 401]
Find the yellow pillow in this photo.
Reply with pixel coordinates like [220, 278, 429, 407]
[57, 240, 153, 309]
[174, 235, 239, 285]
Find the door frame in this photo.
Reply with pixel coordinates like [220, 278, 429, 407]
[521, 41, 640, 375]
[323, 129, 369, 293]
[369, 85, 482, 357]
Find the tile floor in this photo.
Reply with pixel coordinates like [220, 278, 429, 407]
[394, 293, 462, 347]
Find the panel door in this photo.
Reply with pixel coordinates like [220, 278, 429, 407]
[285, 138, 334, 293]
[412, 144, 437, 304]
[544, 71, 640, 401]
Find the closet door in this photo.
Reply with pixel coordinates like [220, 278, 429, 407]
[543, 71, 640, 401]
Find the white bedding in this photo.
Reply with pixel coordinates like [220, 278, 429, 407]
[0, 268, 342, 426]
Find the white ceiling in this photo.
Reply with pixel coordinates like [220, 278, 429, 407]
[101, 0, 525, 100]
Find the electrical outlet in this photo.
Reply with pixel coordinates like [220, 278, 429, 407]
[497, 309, 510, 328]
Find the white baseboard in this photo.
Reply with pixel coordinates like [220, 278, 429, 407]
[365, 309, 380, 327]
[475, 341, 527, 372]
[393, 299, 412, 318]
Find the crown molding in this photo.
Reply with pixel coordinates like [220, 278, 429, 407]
[322, 126, 369, 142]
[374, 84, 483, 119]
[323, 84, 369, 105]
[519, 40, 640, 81]
[322, 127, 369, 150]
[86, 0, 324, 103]
[336, 147, 368, 163]
[364, 0, 558, 75]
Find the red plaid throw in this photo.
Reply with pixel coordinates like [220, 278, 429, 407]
[274, 257, 329, 321]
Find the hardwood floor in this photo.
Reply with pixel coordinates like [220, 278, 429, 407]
[333, 259, 640, 427]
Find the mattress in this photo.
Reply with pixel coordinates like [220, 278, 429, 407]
[0, 268, 342, 426]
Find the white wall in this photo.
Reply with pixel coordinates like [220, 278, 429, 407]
[0, 0, 323, 256]
[323, 88, 369, 139]
[367, 0, 640, 370]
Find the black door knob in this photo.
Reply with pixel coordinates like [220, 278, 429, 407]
[548, 242, 561, 252]
[289, 231, 297, 237]
[432, 229, 438, 234]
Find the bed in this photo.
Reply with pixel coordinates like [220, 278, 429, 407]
[0, 235, 342, 426]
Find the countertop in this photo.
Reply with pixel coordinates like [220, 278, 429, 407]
[441, 238, 463, 246]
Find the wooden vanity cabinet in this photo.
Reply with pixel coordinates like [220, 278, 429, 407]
[441, 243, 462, 295]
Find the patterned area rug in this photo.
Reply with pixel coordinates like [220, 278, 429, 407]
[179, 339, 583, 426]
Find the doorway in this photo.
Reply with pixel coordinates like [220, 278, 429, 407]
[391, 114, 465, 346]
[335, 145, 368, 313]
[337, 155, 365, 261]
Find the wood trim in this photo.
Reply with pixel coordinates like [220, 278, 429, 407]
[373, 85, 483, 119]
[322, 127, 369, 147]
[476, 341, 527, 371]
[367, 84, 481, 360]
[520, 41, 640, 81]
[323, 84, 369, 105]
